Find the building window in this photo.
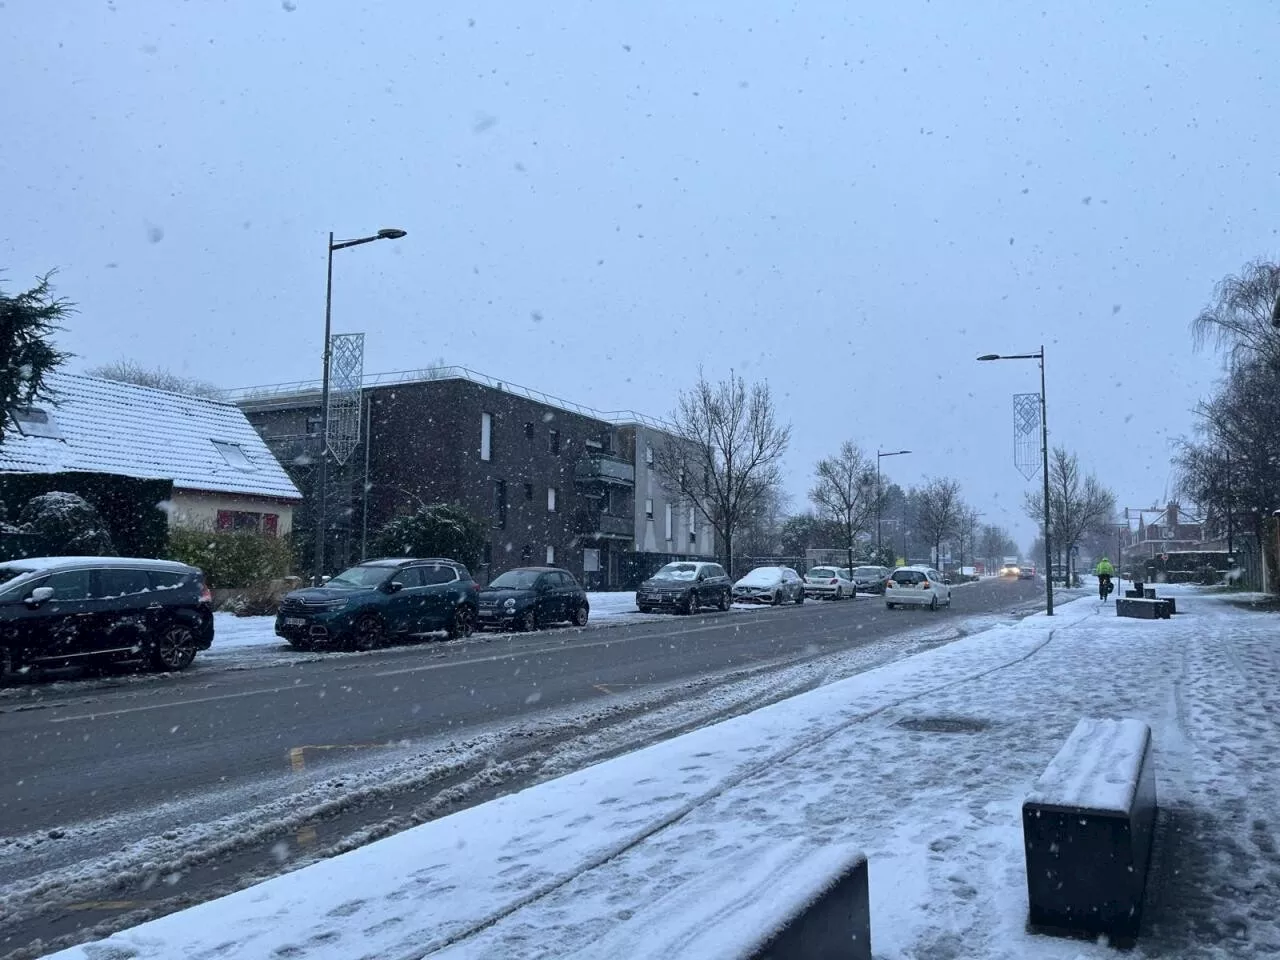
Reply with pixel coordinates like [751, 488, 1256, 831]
[689, 506, 697, 544]
[524, 422, 535, 439]
[665, 504, 673, 541]
[480, 412, 493, 461]
[583, 548, 600, 573]
[546, 544, 556, 564]
[11, 406, 63, 440]
[216, 510, 279, 536]
[523, 482, 534, 501]
[494, 479, 507, 528]
[212, 440, 255, 471]
[645, 498, 654, 521]
[305, 414, 322, 435]
[548, 429, 560, 454]
[547, 487, 558, 512]
[645, 445, 654, 467]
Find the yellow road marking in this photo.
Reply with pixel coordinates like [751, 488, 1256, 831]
[287, 743, 389, 773]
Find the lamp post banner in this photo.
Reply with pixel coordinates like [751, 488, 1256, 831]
[326, 332, 365, 466]
[1013, 392, 1040, 480]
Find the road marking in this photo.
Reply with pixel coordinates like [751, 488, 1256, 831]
[288, 743, 389, 773]
[592, 682, 646, 695]
[65, 900, 151, 911]
[48, 684, 314, 724]
[373, 620, 752, 678]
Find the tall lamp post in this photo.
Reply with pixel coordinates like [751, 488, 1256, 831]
[978, 346, 1053, 616]
[315, 227, 407, 583]
[876, 449, 911, 563]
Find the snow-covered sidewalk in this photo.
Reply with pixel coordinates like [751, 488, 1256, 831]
[50, 587, 1280, 959]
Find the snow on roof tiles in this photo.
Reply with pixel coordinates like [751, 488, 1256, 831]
[0, 373, 301, 502]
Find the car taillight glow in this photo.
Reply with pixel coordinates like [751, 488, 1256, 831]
[886, 580, 894, 589]
[921, 581, 930, 589]
[200, 584, 212, 603]
[829, 578, 838, 585]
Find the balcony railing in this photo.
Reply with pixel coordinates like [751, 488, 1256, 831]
[574, 453, 635, 487]
[591, 513, 634, 538]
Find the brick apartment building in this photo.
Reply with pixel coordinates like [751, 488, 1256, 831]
[235, 368, 715, 586]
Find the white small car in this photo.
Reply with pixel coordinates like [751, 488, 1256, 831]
[803, 565, 855, 600]
[884, 565, 952, 610]
[733, 566, 806, 605]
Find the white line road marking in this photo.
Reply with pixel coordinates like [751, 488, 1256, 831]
[49, 684, 315, 723]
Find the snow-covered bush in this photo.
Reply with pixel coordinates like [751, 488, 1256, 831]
[168, 527, 292, 588]
[371, 502, 485, 570]
[17, 491, 116, 555]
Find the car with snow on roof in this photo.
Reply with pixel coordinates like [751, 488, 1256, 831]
[0, 556, 213, 676]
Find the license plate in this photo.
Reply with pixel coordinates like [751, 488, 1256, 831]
[285, 617, 307, 627]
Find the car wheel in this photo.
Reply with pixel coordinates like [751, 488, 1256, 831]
[150, 623, 199, 672]
[929, 595, 939, 612]
[573, 603, 589, 627]
[686, 592, 700, 615]
[519, 608, 538, 632]
[771, 591, 781, 606]
[719, 591, 732, 611]
[350, 613, 385, 651]
[637, 604, 652, 614]
[833, 587, 842, 601]
[448, 605, 475, 640]
[795, 590, 805, 605]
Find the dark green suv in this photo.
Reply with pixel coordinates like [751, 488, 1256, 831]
[275, 558, 479, 651]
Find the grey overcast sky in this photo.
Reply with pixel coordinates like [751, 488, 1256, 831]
[4, 1, 1278, 547]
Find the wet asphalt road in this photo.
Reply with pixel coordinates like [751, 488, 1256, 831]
[0, 577, 1046, 838]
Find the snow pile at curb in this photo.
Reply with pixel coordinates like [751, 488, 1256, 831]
[48, 588, 1280, 959]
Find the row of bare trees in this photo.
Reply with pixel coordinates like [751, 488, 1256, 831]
[1174, 257, 1280, 590]
[1023, 447, 1117, 584]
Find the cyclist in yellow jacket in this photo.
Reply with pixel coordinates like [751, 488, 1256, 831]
[1094, 556, 1116, 600]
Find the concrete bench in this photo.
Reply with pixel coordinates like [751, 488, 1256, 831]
[1023, 718, 1158, 944]
[1116, 597, 1171, 619]
[742, 850, 872, 960]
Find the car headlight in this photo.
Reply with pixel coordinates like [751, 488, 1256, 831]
[504, 598, 516, 610]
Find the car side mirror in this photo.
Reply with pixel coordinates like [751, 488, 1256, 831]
[385, 580, 404, 594]
[26, 586, 55, 607]
[944, 578, 953, 585]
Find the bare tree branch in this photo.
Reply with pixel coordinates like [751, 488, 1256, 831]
[808, 441, 878, 575]
[652, 369, 791, 570]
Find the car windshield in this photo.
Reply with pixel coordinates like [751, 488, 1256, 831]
[489, 570, 542, 590]
[327, 565, 394, 588]
[740, 568, 782, 586]
[653, 563, 698, 581]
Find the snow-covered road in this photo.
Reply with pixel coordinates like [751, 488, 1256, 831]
[47, 586, 1280, 959]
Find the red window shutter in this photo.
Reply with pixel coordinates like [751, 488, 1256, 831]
[263, 514, 279, 537]
[216, 510, 233, 531]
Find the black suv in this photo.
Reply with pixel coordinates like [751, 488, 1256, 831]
[477, 567, 590, 631]
[0, 557, 214, 676]
[636, 560, 732, 614]
[276, 558, 479, 651]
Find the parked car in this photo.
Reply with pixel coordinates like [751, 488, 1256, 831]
[276, 558, 478, 651]
[802, 565, 855, 600]
[1018, 565, 1036, 580]
[0, 556, 213, 675]
[477, 567, 590, 631]
[850, 565, 891, 595]
[733, 566, 806, 605]
[884, 566, 952, 610]
[637, 561, 732, 614]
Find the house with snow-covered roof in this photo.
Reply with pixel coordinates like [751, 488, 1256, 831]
[0, 372, 301, 538]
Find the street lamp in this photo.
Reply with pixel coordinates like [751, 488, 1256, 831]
[876, 449, 911, 563]
[977, 346, 1053, 615]
[315, 227, 407, 583]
